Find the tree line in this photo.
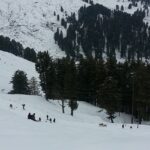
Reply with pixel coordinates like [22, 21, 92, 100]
[0, 35, 36, 62]
[35, 51, 150, 123]
[10, 68, 78, 116]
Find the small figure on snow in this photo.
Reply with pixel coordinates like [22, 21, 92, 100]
[122, 124, 124, 128]
[46, 115, 49, 120]
[28, 113, 31, 119]
[9, 104, 13, 109]
[22, 104, 25, 110]
[49, 118, 52, 123]
[27, 113, 36, 121]
[38, 117, 41, 122]
[53, 118, 56, 123]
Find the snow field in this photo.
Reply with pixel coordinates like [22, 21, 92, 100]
[0, 93, 150, 150]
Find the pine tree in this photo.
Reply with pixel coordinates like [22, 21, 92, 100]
[10, 70, 29, 94]
[134, 62, 150, 123]
[35, 51, 54, 99]
[55, 58, 66, 113]
[68, 100, 78, 116]
[64, 58, 78, 116]
[24, 47, 37, 62]
[28, 77, 40, 95]
[98, 76, 121, 123]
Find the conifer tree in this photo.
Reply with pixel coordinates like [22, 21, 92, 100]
[98, 76, 121, 123]
[10, 70, 29, 94]
[35, 51, 54, 99]
[28, 77, 40, 95]
[68, 100, 78, 116]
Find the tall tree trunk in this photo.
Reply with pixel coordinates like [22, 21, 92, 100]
[110, 117, 114, 123]
[71, 109, 73, 116]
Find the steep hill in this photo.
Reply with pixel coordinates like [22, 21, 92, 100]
[0, 51, 39, 93]
[0, 0, 148, 58]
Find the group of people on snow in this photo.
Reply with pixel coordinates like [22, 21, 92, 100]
[9, 103, 26, 110]
[9, 103, 56, 123]
[122, 124, 139, 129]
[27, 113, 56, 123]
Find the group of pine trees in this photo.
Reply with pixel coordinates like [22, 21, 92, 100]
[129, 0, 150, 6]
[35, 51, 78, 116]
[54, 4, 150, 61]
[0, 35, 36, 62]
[35, 51, 150, 123]
[10, 70, 40, 95]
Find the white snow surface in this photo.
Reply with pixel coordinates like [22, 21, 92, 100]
[0, 51, 39, 93]
[0, 93, 150, 150]
[0, 51, 150, 150]
[0, 0, 148, 58]
[0, 1, 150, 149]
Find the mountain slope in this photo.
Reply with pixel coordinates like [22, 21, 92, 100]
[0, 0, 88, 58]
[0, 0, 148, 58]
[0, 51, 39, 93]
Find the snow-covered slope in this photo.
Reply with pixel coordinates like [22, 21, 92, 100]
[0, 0, 89, 58]
[0, 0, 148, 58]
[0, 93, 150, 150]
[0, 37, 150, 150]
[0, 51, 39, 93]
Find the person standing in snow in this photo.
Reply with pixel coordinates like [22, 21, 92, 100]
[32, 113, 36, 121]
[46, 115, 49, 120]
[28, 113, 31, 119]
[38, 117, 41, 122]
[9, 104, 13, 109]
[53, 118, 56, 123]
[22, 104, 25, 110]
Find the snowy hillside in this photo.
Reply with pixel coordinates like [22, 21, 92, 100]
[0, 93, 150, 150]
[0, 0, 148, 58]
[0, 51, 39, 93]
[0, 1, 150, 149]
[0, 0, 88, 58]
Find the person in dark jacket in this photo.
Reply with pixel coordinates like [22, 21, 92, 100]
[28, 113, 31, 119]
[53, 118, 56, 123]
[46, 115, 49, 120]
[10, 104, 13, 109]
[28, 113, 36, 121]
[32, 113, 36, 121]
[22, 104, 25, 110]
[38, 117, 41, 122]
